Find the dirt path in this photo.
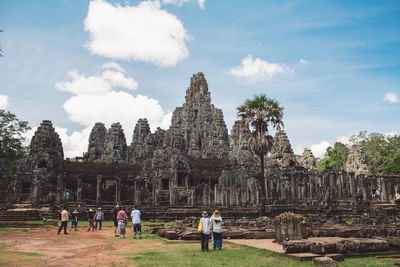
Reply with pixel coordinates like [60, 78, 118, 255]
[0, 226, 150, 266]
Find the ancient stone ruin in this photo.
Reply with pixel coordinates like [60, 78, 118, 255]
[5, 72, 400, 225]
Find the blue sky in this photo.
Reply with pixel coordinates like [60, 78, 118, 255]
[0, 0, 399, 157]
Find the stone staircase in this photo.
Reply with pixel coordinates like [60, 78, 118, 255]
[0, 210, 26, 224]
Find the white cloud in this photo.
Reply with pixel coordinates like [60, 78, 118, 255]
[55, 69, 138, 96]
[161, 0, 204, 9]
[54, 67, 172, 157]
[0, 95, 9, 109]
[384, 92, 399, 103]
[102, 62, 126, 73]
[310, 141, 332, 158]
[197, 0, 205, 9]
[230, 55, 293, 82]
[299, 58, 308, 65]
[84, 0, 191, 67]
[336, 135, 350, 145]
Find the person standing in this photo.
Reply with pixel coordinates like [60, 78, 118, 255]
[113, 205, 120, 237]
[117, 206, 128, 239]
[210, 209, 223, 250]
[57, 206, 69, 235]
[130, 206, 142, 239]
[87, 208, 95, 232]
[376, 189, 381, 202]
[95, 207, 104, 230]
[70, 210, 79, 232]
[199, 211, 211, 252]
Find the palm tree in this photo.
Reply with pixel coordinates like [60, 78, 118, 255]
[237, 94, 283, 216]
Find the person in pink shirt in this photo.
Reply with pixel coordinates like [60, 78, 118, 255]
[117, 206, 128, 239]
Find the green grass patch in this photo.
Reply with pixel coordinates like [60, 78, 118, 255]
[338, 256, 400, 266]
[0, 243, 43, 266]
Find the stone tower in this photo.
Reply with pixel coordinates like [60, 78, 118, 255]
[346, 144, 369, 175]
[14, 120, 64, 206]
[269, 129, 298, 169]
[87, 122, 106, 162]
[168, 72, 229, 159]
[102, 122, 128, 163]
[299, 148, 317, 171]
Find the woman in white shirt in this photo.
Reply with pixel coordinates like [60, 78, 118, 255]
[199, 211, 210, 252]
[210, 210, 223, 250]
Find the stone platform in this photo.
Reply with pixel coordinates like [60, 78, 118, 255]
[229, 238, 400, 261]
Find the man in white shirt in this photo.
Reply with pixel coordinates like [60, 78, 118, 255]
[130, 206, 142, 239]
[57, 206, 69, 235]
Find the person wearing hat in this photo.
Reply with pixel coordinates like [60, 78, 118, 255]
[95, 207, 104, 230]
[70, 210, 79, 232]
[87, 208, 95, 232]
[210, 210, 223, 250]
[112, 204, 120, 237]
[199, 211, 211, 252]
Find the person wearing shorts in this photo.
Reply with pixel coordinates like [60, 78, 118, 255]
[130, 206, 142, 239]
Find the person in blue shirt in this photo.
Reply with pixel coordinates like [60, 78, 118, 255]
[95, 207, 104, 230]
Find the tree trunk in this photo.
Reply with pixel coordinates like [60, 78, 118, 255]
[259, 153, 266, 216]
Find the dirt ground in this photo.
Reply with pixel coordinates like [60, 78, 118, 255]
[0, 226, 148, 266]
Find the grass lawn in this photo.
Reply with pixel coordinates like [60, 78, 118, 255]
[1, 221, 399, 266]
[0, 226, 38, 232]
[0, 244, 43, 266]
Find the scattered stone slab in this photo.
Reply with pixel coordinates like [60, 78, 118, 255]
[312, 256, 337, 266]
[325, 254, 344, 262]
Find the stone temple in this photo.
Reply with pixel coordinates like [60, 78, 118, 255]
[7, 73, 400, 221]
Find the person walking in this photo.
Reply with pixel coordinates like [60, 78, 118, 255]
[210, 209, 223, 250]
[198, 211, 211, 252]
[130, 206, 142, 239]
[113, 205, 120, 237]
[87, 208, 95, 232]
[95, 207, 104, 230]
[57, 206, 69, 235]
[70, 210, 79, 232]
[117, 206, 128, 239]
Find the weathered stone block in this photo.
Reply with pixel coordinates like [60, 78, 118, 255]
[312, 256, 337, 266]
[283, 240, 311, 253]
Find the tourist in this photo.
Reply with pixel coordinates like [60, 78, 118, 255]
[117, 206, 128, 238]
[87, 208, 95, 232]
[65, 191, 70, 201]
[130, 206, 142, 239]
[210, 209, 223, 250]
[198, 211, 211, 252]
[376, 188, 381, 202]
[70, 210, 79, 232]
[395, 190, 400, 207]
[57, 206, 69, 235]
[95, 207, 104, 230]
[113, 204, 120, 237]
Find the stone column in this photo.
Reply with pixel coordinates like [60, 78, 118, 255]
[31, 170, 41, 207]
[77, 177, 82, 202]
[56, 173, 63, 206]
[291, 174, 296, 200]
[382, 178, 388, 202]
[115, 176, 121, 203]
[169, 179, 176, 206]
[134, 179, 141, 205]
[96, 175, 102, 206]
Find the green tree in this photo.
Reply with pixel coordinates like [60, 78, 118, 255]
[349, 131, 400, 173]
[316, 142, 349, 172]
[0, 109, 30, 189]
[383, 153, 400, 174]
[237, 94, 283, 216]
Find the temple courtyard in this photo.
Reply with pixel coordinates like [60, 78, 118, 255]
[0, 223, 398, 267]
